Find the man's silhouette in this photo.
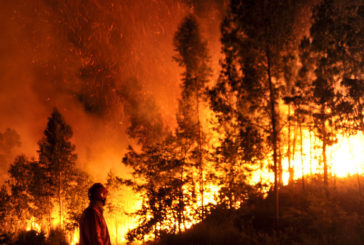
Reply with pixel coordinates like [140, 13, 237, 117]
[79, 183, 111, 245]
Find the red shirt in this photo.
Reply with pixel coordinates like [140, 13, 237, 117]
[79, 202, 111, 245]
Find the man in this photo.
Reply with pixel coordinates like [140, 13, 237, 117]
[79, 183, 111, 245]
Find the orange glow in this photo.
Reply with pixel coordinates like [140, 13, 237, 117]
[70, 229, 79, 245]
[330, 134, 363, 177]
[280, 132, 364, 183]
[25, 218, 41, 233]
[16, 131, 364, 243]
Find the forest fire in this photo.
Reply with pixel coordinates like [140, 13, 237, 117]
[0, 0, 363, 244]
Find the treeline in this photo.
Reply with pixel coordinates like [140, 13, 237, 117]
[0, 109, 128, 244]
[0, 0, 362, 244]
[120, 0, 363, 243]
[0, 109, 91, 240]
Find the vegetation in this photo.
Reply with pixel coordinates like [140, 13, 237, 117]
[153, 177, 364, 245]
[0, 0, 362, 244]
[121, 0, 363, 243]
[0, 108, 91, 243]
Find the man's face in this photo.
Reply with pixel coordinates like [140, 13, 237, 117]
[100, 189, 108, 206]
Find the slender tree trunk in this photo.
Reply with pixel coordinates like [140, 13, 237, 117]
[229, 166, 234, 209]
[321, 105, 329, 196]
[309, 126, 313, 177]
[178, 164, 184, 234]
[299, 119, 305, 191]
[292, 118, 297, 177]
[266, 48, 279, 229]
[278, 142, 283, 186]
[288, 103, 294, 184]
[58, 171, 62, 229]
[195, 84, 204, 219]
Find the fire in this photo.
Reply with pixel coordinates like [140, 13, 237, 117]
[25, 218, 41, 233]
[70, 229, 79, 245]
[330, 134, 363, 177]
[250, 132, 364, 187]
[280, 132, 364, 184]
[18, 131, 363, 244]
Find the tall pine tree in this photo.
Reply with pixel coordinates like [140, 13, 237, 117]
[38, 108, 77, 228]
[173, 14, 211, 219]
[212, 0, 301, 227]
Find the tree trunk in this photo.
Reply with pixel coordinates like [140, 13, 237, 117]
[195, 83, 204, 219]
[321, 105, 329, 196]
[58, 171, 62, 229]
[299, 119, 305, 191]
[288, 103, 294, 184]
[266, 47, 279, 229]
[309, 126, 313, 177]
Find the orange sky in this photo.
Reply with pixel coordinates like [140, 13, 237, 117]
[0, 0, 226, 183]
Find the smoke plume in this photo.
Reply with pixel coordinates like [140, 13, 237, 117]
[0, 0, 225, 182]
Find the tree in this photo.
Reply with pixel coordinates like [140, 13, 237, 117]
[38, 108, 77, 228]
[64, 168, 91, 232]
[173, 14, 211, 219]
[122, 135, 186, 241]
[209, 52, 265, 209]
[299, 0, 363, 195]
[119, 77, 168, 148]
[212, 0, 301, 227]
[6, 155, 35, 233]
[0, 184, 10, 234]
[334, 1, 364, 133]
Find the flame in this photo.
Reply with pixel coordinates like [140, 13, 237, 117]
[19, 131, 363, 244]
[279, 132, 364, 184]
[70, 228, 79, 245]
[250, 132, 364, 187]
[330, 134, 363, 177]
[25, 217, 41, 233]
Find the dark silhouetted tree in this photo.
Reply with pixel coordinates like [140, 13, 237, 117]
[38, 108, 77, 228]
[212, 0, 301, 227]
[173, 14, 211, 219]
[300, 0, 363, 196]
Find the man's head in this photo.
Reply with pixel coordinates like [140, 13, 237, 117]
[88, 183, 108, 206]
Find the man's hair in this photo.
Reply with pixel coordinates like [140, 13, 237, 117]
[88, 183, 107, 201]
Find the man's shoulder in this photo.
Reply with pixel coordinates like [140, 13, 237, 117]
[83, 204, 102, 216]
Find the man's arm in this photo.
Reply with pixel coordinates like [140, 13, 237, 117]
[84, 209, 104, 245]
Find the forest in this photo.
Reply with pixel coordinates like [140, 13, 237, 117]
[0, 0, 363, 244]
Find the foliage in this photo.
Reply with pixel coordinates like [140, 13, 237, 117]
[294, 0, 364, 192]
[0, 108, 91, 240]
[122, 14, 213, 242]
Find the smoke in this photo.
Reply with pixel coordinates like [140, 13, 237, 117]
[0, 129, 21, 183]
[0, 0, 226, 181]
